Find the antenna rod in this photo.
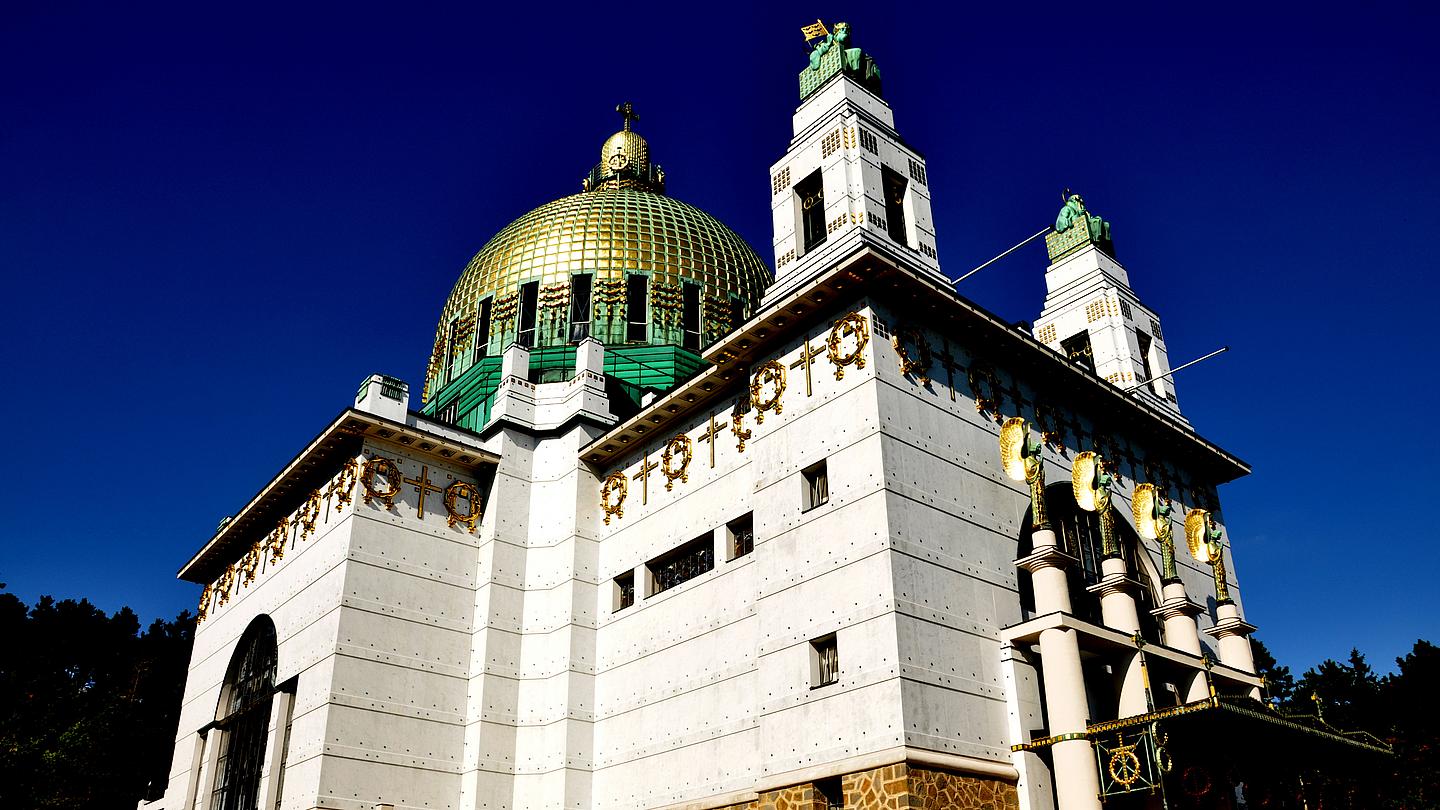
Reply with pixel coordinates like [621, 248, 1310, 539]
[1123, 346, 1230, 394]
[951, 227, 1053, 285]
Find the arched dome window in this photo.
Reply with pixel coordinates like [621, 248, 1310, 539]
[211, 616, 277, 810]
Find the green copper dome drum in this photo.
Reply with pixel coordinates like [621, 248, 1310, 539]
[422, 106, 771, 430]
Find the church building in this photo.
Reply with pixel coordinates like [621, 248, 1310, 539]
[148, 22, 1384, 810]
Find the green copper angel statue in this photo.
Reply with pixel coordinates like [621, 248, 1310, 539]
[1055, 194, 1115, 257]
[805, 21, 882, 96]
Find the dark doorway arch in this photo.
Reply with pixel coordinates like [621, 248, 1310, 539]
[211, 616, 277, 810]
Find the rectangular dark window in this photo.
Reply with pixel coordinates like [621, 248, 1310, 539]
[882, 166, 909, 246]
[444, 318, 460, 382]
[811, 634, 839, 688]
[517, 281, 539, 348]
[570, 274, 593, 342]
[1061, 331, 1095, 373]
[1136, 331, 1156, 391]
[681, 281, 701, 351]
[626, 274, 648, 342]
[614, 571, 634, 612]
[727, 513, 754, 560]
[802, 460, 829, 512]
[647, 534, 714, 595]
[473, 298, 492, 361]
[816, 776, 844, 809]
[797, 170, 826, 253]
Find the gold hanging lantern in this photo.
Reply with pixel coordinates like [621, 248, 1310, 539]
[998, 417, 1031, 483]
[1185, 508, 1213, 562]
[1132, 483, 1159, 540]
[1072, 451, 1104, 512]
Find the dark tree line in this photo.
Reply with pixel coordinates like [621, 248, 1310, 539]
[0, 585, 194, 809]
[0, 580, 1434, 808]
[1251, 637, 1440, 808]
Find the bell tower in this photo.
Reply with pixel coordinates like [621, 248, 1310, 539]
[1032, 195, 1187, 422]
[764, 21, 943, 305]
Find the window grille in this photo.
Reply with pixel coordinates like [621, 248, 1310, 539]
[907, 158, 927, 186]
[437, 400, 458, 425]
[858, 129, 877, 153]
[648, 535, 714, 594]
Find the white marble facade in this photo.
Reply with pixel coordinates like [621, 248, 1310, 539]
[150, 64, 1263, 810]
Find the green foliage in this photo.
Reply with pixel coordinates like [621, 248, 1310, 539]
[1261, 637, 1440, 808]
[0, 587, 194, 809]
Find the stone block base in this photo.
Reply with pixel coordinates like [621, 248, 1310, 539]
[716, 762, 1018, 810]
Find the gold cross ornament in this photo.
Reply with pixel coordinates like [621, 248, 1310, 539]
[404, 464, 446, 520]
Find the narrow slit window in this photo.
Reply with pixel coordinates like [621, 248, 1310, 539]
[517, 281, 539, 348]
[882, 166, 909, 246]
[796, 170, 826, 253]
[682, 281, 702, 351]
[626, 274, 648, 342]
[570, 274, 593, 343]
[473, 298, 492, 361]
[444, 318, 460, 383]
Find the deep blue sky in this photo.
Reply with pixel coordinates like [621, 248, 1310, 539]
[3, 2, 1436, 675]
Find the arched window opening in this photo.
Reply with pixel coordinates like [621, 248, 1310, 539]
[1044, 484, 1161, 642]
[212, 617, 277, 810]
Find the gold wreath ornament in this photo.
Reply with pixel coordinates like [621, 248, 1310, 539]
[998, 417, 1031, 483]
[1185, 508, 1214, 562]
[826, 312, 869, 380]
[661, 434, 693, 491]
[891, 325, 931, 384]
[1132, 483, 1159, 540]
[1108, 746, 1142, 787]
[601, 471, 628, 524]
[362, 457, 402, 508]
[750, 361, 787, 423]
[445, 480, 482, 533]
[1071, 451, 1104, 512]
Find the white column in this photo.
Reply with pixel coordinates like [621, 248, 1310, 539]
[1016, 529, 1101, 810]
[1206, 601, 1261, 700]
[1038, 627, 1103, 810]
[1087, 557, 1147, 717]
[1152, 580, 1210, 702]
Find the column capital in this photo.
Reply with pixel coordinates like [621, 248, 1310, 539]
[1015, 545, 1077, 574]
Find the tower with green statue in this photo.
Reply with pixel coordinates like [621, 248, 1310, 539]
[799, 20, 882, 99]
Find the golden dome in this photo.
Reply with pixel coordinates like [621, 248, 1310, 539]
[600, 129, 649, 175]
[422, 103, 772, 404]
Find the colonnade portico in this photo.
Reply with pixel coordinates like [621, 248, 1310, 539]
[1007, 464, 1264, 809]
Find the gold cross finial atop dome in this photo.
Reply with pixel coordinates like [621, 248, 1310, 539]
[616, 102, 639, 132]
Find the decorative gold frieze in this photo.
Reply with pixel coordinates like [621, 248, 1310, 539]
[361, 457, 402, 508]
[826, 312, 869, 379]
[750, 361, 787, 423]
[661, 434, 692, 491]
[444, 481, 482, 533]
[600, 471, 627, 525]
[892, 325, 932, 384]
